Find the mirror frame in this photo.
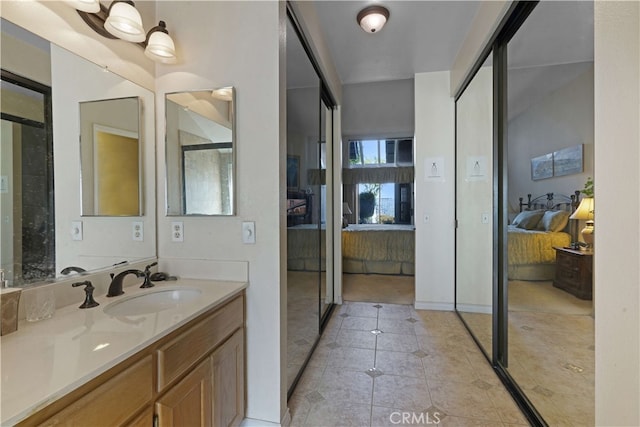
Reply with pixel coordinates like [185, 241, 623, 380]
[164, 87, 237, 217]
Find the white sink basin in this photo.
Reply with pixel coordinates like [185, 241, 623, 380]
[103, 288, 202, 316]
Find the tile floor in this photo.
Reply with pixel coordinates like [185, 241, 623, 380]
[288, 301, 529, 426]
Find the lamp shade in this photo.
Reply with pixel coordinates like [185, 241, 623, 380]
[65, 0, 100, 13]
[144, 21, 177, 63]
[570, 197, 594, 221]
[105, 0, 145, 42]
[357, 6, 390, 33]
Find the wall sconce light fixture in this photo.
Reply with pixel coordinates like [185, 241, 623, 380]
[357, 5, 390, 33]
[68, 0, 177, 63]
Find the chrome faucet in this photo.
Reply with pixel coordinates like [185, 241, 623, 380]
[107, 269, 145, 297]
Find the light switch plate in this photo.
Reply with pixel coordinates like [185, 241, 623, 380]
[132, 221, 143, 241]
[481, 213, 490, 224]
[71, 221, 83, 241]
[171, 221, 184, 242]
[242, 221, 256, 244]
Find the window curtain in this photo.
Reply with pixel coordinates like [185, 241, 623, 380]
[342, 166, 414, 184]
[308, 166, 414, 185]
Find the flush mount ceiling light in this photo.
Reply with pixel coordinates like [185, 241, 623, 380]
[104, 0, 145, 42]
[357, 5, 390, 33]
[144, 21, 177, 64]
[69, 1, 178, 63]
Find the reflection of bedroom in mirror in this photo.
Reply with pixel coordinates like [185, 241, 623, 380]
[165, 88, 235, 216]
[341, 137, 415, 304]
[505, 2, 595, 425]
[285, 14, 336, 397]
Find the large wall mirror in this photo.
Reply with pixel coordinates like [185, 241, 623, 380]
[165, 88, 235, 216]
[0, 18, 156, 287]
[80, 97, 142, 216]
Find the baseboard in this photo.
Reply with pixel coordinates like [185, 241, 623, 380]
[241, 411, 290, 427]
[414, 301, 454, 311]
[456, 303, 492, 314]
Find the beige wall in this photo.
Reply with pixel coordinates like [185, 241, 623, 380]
[594, 1, 640, 425]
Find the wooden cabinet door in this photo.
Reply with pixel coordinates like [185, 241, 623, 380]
[156, 357, 212, 427]
[212, 329, 245, 427]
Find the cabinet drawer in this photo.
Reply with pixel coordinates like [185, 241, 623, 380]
[557, 254, 579, 271]
[39, 356, 153, 427]
[157, 295, 243, 391]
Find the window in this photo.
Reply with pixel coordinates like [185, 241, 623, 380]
[349, 138, 413, 167]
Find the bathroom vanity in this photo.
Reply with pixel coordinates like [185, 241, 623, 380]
[0, 279, 246, 426]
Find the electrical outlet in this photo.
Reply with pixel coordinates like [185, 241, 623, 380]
[132, 221, 144, 241]
[171, 221, 184, 242]
[71, 221, 83, 241]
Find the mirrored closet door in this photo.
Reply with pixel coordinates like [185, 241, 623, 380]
[285, 11, 336, 396]
[504, 2, 595, 425]
[455, 53, 494, 360]
[455, 2, 595, 425]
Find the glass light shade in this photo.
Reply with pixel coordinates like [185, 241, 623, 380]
[357, 6, 389, 33]
[570, 197, 594, 220]
[65, 0, 100, 13]
[145, 30, 177, 64]
[211, 87, 233, 101]
[105, 1, 145, 42]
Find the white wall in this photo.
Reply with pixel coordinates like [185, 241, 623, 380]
[414, 71, 455, 310]
[154, 1, 286, 423]
[594, 2, 640, 425]
[508, 65, 594, 208]
[341, 79, 415, 140]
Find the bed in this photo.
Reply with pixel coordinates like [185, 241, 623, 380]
[508, 192, 580, 280]
[287, 224, 415, 276]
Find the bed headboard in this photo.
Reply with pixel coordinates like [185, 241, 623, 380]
[287, 191, 312, 226]
[519, 191, 581, 213]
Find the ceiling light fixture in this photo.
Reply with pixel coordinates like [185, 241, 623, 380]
[357, 5, 390, 34]
[69, 1, 178, 64]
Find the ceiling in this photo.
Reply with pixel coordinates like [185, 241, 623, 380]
[313, 1, 480, 85]
[306, 1, 593, 88]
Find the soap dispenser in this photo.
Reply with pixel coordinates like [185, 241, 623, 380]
[0, 269, 21, 336]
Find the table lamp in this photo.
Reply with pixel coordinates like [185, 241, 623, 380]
[342, 202, 352, 228]
[570, 197, 594, 249]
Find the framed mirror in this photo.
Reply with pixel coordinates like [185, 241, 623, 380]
[0, 18, 156, 287]
[80, 97, 143, 216]
[165, 88, 235, 216]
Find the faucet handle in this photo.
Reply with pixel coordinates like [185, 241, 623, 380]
[72, 281, 99, 309]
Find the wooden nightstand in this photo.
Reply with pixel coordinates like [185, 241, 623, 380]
[553, 247, 593, 300]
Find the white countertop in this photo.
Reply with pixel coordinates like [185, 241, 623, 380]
[0, 279, 246, 426]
